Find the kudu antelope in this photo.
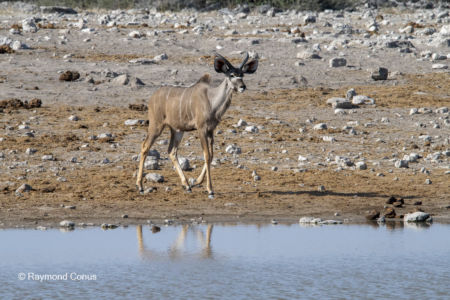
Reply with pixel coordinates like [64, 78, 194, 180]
[136, 52, 258, 198]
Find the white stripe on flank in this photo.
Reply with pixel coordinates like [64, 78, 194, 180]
[180, 88, 187, 122]
[166, 88, 172, 101]
[188, 88, 194, 120]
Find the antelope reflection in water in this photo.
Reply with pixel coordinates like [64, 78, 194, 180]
[137, 224, 213, 260]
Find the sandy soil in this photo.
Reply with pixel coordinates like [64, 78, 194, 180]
[0, 6, 449, 227]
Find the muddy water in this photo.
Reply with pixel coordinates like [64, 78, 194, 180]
[1, 223, 450, 299]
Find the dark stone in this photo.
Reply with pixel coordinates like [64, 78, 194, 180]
[151, 225, 161, 233]
[128, 103, 148, 111]
[386, 196, 397, 204]
[42, 187, 55, 193]
[384, 207, 396, 218]
[365, 210, 380, 220]
[25, 98, 42, 108]
[371, 67, 388, 81]
[0, 45, 14, 54]
[385, 40, 415, 49]
[59, 71, 80, 81]
[414, 201, 422, 206]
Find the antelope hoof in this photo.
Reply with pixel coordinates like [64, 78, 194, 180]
[185, 186, 192, 193]
[208, 192, 215, 199]
[136, 185, 144, 194]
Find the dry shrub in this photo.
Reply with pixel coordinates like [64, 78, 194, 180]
[0, 98, 42, 109]
[129, 103, 148, 111]
[0, 45, 14, 54]
[38, 23, 57, 29]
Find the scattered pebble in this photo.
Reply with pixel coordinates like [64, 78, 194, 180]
[59, 220, 75, 228]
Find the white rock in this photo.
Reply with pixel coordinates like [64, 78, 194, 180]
[153, 53, 168, 61]
[436, 107, 448, 114]
[25, 148, 37, 155]
[327, 97, 352, 109]
[112, 74, 129, 85]
[440, 24, 450, 37]
[144, 159, 158, 170]
[128, 30, 141, 38]
[225, 144, 241, 154]
[395, 160, 409, 168]
[129, 58, 155, 65]
[355, 161, 367, 170]
[98, 133, 113, 139]
[404, 212, 431, 222]
[304, 15, 316, 24]
[296, 51, 321, 59]
[245, 125, 259, 133]
[319, 220, 343, 225]
[298, 155, 308, 161]
[60, 220, 75, 227]
[432, 53, 447, 61]
[236, 119, 247, 127]
[323, 136, 336, 142]
[68, 115, 79, 121]
[74, 18, 86, 29]
[0, 36, 12, 46]
[334, 109, 347, 115]
[299, 217, 322, 224]
[124, 119, 146, 126]
[409, 108, 418, 115]
[16, 183, 32, 193]
[352, 95, 375, 105]
[404, 153, 420, 162]
[11, 40, 26, 51]
[22, 18, 38, 33]
[81, 28, 95, 33]
[399, 25, 413, 34]
[145, 173, 164, 183]
[178, 157, 190, 171]
[313, 123, 327, 130]
[432, 64, 448, 69]
[335, 156, 353, 167]
[41, 154, 54, 161]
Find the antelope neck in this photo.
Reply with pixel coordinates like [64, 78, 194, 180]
[208, 77, 233, 119]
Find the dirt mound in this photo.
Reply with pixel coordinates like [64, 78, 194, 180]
[59, 71, 80, 81]
[0, 98, 42, 110]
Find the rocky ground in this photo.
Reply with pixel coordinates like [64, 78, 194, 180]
[0, 2, 449, 228]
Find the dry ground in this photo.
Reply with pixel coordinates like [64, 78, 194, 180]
[1, 72, 449, 227]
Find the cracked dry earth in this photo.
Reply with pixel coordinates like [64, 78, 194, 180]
[0, 6, 449, 227]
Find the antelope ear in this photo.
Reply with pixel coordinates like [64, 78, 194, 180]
[214, 57, 229, 73]
[242, 59, 258, 74]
